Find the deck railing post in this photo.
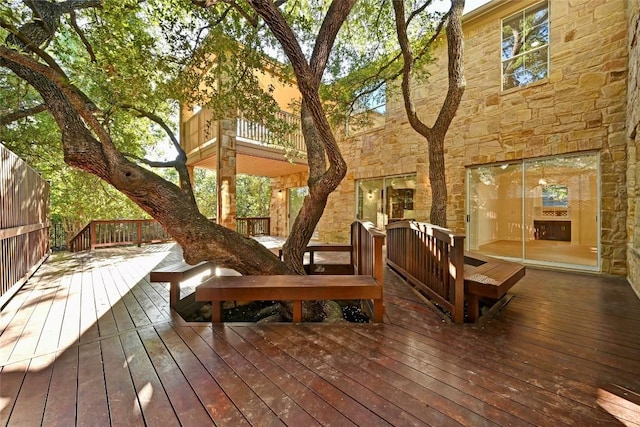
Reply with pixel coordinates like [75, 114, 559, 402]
[451, 235, 466, 324]
[137, 220, 143, 247]
[373, 233, 385, 285]
[89, 221, 96, 250]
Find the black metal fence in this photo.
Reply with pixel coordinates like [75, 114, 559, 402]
[50, 222, 67, 251]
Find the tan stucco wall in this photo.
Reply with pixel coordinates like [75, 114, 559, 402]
[255, 66, 300, 113]
[318, 0, 629, 274]
[627, 0, 640, 290]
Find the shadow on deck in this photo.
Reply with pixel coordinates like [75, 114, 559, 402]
[1, 244, 639, 426]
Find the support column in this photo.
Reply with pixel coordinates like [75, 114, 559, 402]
[217, 118, 237, 230]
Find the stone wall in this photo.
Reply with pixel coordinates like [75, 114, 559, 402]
[270, 172, 307, 237]
[217, 118, 236, 230]
[319, 0, 630, 274]
[627, 0, 640, 290]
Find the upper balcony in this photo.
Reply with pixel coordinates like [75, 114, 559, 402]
[182, 108, 308, 177]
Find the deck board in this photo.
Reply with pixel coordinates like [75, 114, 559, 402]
[1, 244, 640, 426]
[41, 349, 78, 426]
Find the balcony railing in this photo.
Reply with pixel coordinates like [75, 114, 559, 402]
[236, 217, 270, 237]
[183, 109, 217, 156]
[236, 111, 305, 154]
[182, 109, 305, 156]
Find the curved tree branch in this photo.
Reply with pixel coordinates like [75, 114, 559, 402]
[0, 103, 47, 126]
[246, 0, 353, 274]
[68, 10, 97, 63]
[120, 104, 196, 203]
[122, 153, 178, 168]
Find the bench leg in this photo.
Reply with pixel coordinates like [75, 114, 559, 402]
[467, 294, 479, 323]
[169, 280, 180, 310]
[211, 301, 223, 323]
[292, 301, 302, 323]
[373, 299, 384, 323]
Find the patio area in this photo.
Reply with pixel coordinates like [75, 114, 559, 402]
[1, 243, 639, 426]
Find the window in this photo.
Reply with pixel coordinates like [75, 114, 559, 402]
[346, 83, 386, 135]
[356, 174, 416, 229]
[501, 1, 549, 90]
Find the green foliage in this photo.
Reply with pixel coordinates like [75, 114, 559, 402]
[192, 169, 270, 219]
[1, 0, 449, 235]
[0, 109, 146, 234]
[193, 168, 217, 218]
[1, 0, 285, 227]
[237, 175, 271, 217]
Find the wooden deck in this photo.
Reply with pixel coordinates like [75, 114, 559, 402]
[1, 244, 640, 426]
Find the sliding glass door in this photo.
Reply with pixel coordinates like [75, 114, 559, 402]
[467, 153, 599, 270]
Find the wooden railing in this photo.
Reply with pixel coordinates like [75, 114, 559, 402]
[236, 217, 270, 237]
[351, 220, 386, 284]
[183, 109, 217, 155]
[236, 111, 305, 154]
[68, 219, 172, 252]
[69, 217, 271, 252]
[182, 108, 305, 156]
[386, 220, 466, 323]
[1, 145, 50, 307]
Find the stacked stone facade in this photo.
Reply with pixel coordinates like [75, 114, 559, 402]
[217, 118, 237, 230]
[628, 0, 640, 290]
[311, 0, 630, 275]
[270, 172, 307, 237]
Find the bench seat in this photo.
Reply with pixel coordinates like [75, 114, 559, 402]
[196, 274, 382, 323]
[150, 261, 214, 309]
[275, 243, 354, 275]
[463, 252, 526, 321]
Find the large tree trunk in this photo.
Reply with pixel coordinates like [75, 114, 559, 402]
[393, 0, 465, 228]
[428, 134, 447, 226]
[249, 0, 354, 272]
[0, 52, 291, 275]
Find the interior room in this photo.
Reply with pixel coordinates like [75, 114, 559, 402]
[467, 153, 599, 269]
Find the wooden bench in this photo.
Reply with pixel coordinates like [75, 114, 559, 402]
[276, 243, 354, 275]
[196, 220, 385, 324]
[150, 261, 214, 309]
[463, 251, 526, 322]
[196, 274, 383, 323]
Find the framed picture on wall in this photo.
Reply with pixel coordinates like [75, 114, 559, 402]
[542, 184, 568, 207]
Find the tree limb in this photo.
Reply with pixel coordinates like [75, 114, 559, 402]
[68, 10, 97, 63]
[309, 0, 357, 83]
[432, 0, 465, 136]
[122, 153, 178, 168]
[392, 0, 430, 137]
[120, 104, 197, 204]
[0, 103, 47, 126]
[0, 46, 109, 146]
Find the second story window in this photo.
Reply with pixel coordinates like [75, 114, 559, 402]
[346, 83, 386, 136]
[501, 1, 549, 91]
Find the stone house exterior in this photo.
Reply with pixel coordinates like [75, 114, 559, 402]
[271, 0, 638, 286]
[182, 0, 639, 288]
[627, 0, 639, 292]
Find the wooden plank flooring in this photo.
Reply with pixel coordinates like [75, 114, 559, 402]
[1, 244, 640, 426]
